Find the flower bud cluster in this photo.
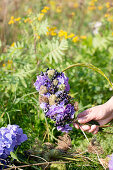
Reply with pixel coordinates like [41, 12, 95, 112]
[34, 69, 76, 133]
[0, 125, 27, 159]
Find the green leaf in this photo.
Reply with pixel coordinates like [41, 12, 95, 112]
[10, 152, 19, 162]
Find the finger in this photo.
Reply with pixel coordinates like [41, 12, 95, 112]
[88, 125, 97, 133]
[77, 109, 93, 124]
[77, 115, 93, 124]
[80, 125, 91, 131]
[73, 123, 80, 129]
[77, 110, 89, 118]
[93, 126, 99, 134]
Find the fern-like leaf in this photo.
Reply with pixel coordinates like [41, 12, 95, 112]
[44, 39, 68, 63]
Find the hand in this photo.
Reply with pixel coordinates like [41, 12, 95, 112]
[74, 97, 113, 134]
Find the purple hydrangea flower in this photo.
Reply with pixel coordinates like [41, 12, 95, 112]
[57, 124, 72, 133]
[46, 104, 65, 118]
[34, 74, 51, 92]
[109, 154, 113, 170]
[0, 125, 27, 159]
[34, 68, 76, 133]
[57, 73, 70, 92]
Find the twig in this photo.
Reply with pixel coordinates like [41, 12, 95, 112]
[5, 161, 71, 170]
[80, 126, 106, 170]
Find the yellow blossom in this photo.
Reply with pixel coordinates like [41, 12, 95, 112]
[2, 64, 5, 67]
[104, 13, 110, 18]
[46, 31, 50, 36]
[58, 30, 68, 39]
[8, 16, 15, 24]
[41, 9, 47, 13]
[74, 3, 79, 8]
[88, 6, 96, 10]
[88, 1, 95, 6]
[50, 0, 56, 10]
[8, 60, 13, 64]
[51, 31, 57, 36]
[106, 2, 110, 8]
[11, 16, 14, 20]
[35, 33, 40, 39]
[72, 36, 79, 43]
[56, 6, 62, 13]
[11, 42, 15, 47]
[44, 6, 50, 10]
[71, 12, 75, 17]
[38, 13, 44, 21]
[107, 16, 113, 22]
[112, 32, 113, 36]
[47, 27, 57, 31]
[67, 33, 75, 38]
[98, 6, 103, 10]
[24, 18, 32, 23]
[80, 35, 87, 39]
[15, 17, 21, 22]
[8, 20, 14, 25]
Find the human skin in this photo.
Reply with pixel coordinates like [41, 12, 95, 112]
[74, 96, 113, 134]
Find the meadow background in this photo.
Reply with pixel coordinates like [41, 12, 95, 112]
[0, 0, 113, 169]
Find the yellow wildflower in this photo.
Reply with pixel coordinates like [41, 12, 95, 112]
[88, 1, 95, 6]
[72, 36, 79, 43]
[74, 3, 79, 8]
[58, 30, 68, 39]
[104, 13, 110, 18]
[98, 6, 103, 10]
[88, 6, 96, 10]
[68, 33, 75, 38]
[50, 0, 56, 10]
[44, 6, 50, 10]
[38, 13, 44, 21]
[2, 64, 5, 67]
[11, 42, 15, 47]
[8, 20, 14, 25]
[107, 16, 113, 22]
[71, 12, 75, 17]
[106, 2, 110, 8]
[46, 31, 50, 36]
[80, 35, 87, 39]
[8, 60, 13, 64]
[15, 17, 21, 22]
[8, 16, 15, 24]
[51, 31, 57, 36]
[41, 9, 47, 13]
[112, 32, 113, 36]
[11, 16, 14, 20]
[47, 27, 57, 31]
[35, 33, 40, 39]
[56, 6, 62, 13]
[24, 18, 32, 23]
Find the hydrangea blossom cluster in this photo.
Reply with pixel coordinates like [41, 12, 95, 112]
[0, 124, 27, 159]
[109, 154, 113, 170]
[34, 68, 76, 133]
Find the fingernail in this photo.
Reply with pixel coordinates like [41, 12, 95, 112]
[77, 118, 83, 123]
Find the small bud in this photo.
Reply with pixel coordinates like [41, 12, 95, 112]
[74, 101, 78, 111]
[58, 84, 65, 91]
[47, 69, 55, 79]
[49, 94, 57, 105]
[53, 79, 58, 86]
[39, 95, 49, 104]
[39, 85, 48, 94]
